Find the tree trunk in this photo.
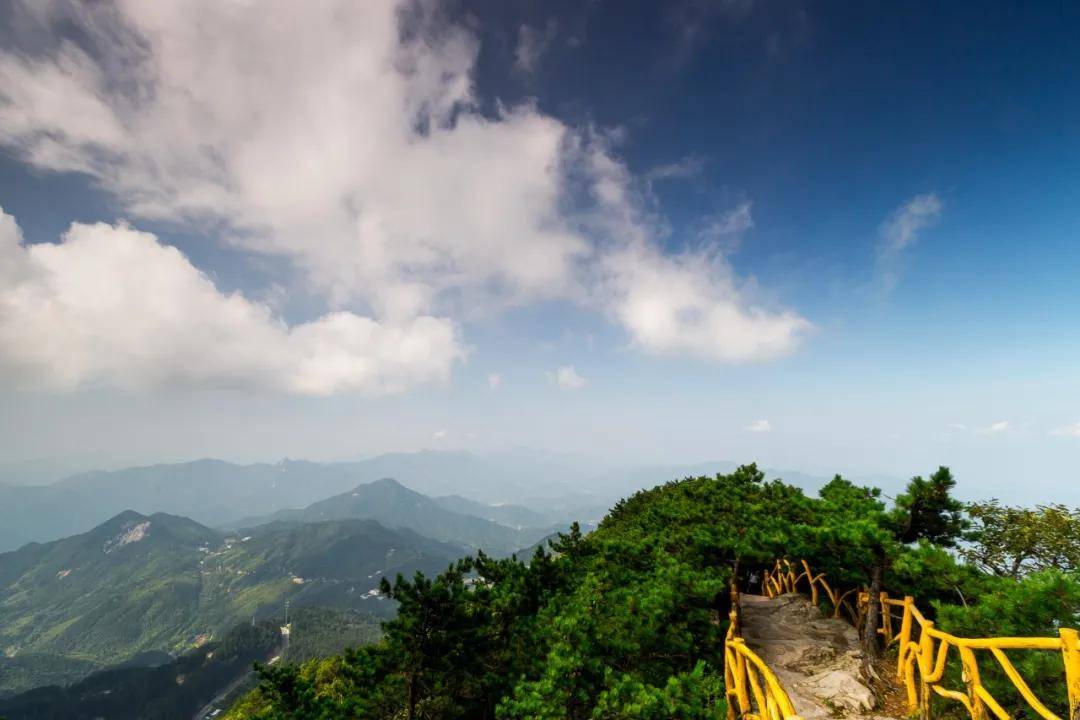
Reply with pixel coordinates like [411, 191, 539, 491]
[407, 671, 419, 720]
[861, 561, 883, 669]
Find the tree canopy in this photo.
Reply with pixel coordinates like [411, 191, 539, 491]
[222, 464, 1079, 720]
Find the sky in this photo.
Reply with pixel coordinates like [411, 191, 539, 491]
[0, 0, 1078, 503]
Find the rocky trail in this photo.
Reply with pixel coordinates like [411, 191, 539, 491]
[739, 593, 899, 720]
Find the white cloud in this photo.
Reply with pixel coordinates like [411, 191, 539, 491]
[947, 422, 967, 430]
[975, 420, 1009, 435]
[645, 155, 705, 184]
[1051, 421, 1080, 437]
[514, 21, 558, 75]
[0, 210, 462, 394]
[697, 201, 754, 254]
[432, 429, 448, 440]
[487, 373, 502, 390]
[745, 419, 771, 432]
[701, 202, 754, 241]
[600, 241, 810, 362]
[0, 0, 810, 390]
[876, 193, 943, 293]
[551, 366, 587, 390]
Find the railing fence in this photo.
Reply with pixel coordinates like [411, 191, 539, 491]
[725, 559, 1080, 720]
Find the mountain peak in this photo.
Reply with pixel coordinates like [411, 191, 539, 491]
[367, 477, 407, 490]
[107, 509, 150, 525]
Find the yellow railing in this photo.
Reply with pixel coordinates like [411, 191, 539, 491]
[724, 608, 802, 720]
[755, 559, 1080, 720]
[763, 558, 859, 622]
[887, 595, 1080, 720]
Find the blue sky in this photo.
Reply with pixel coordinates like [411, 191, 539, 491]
[0, 1, 1078, 502]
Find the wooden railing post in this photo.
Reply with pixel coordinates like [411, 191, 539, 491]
[801, 560, 818, 607]
[897, 596, 914, 680]
[959, 645, 986, 720]
[735, 645, 751, 718]
[880, 591, 892, 644]
[919, 620, 935, 720]
[726, 654, 738, 720]
[1062, 628, 1080, 720]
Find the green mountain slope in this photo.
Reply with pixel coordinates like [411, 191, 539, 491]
[0, 608, 382, 720]
[0, 620, 282, 720]
[0, 512, 462, 696]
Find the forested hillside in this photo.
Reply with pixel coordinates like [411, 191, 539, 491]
[0, 512, 461, 696]
[0, 608, 383, 720]
[224, 465, 1080, 720]
[0, 621, 282, 720]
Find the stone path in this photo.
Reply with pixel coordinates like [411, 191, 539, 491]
[739, 593, 893, 720]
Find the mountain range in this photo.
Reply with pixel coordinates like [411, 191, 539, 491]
[235, 478, 559, 554]
[0, 449, 893, 554]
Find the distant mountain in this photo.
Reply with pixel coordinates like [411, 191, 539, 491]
[236, 478, 553, 555]
[0, 452, 601, 553]
[0, 451, 907, 553]
[0, 510, 461, 696]
[0, 458, 404, 552]
[434, 494, 552, 528]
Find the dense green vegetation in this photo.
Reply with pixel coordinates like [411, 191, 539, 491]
[0, 511, 462, 696]
[0, 621, 281, 719]
[0, 654, 102, 699]
[224, 464, 1080, 720]
[0, 608, 384, 720]
[280, 608, 383, 663]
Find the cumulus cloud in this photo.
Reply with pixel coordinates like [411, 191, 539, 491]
[580, 144, 809, 363]
[876, 194, 943, 293]
[745, 419, 771, 432]
[600, 241, 810, 362]
[1051, 422, 1080, 437]
[0, 210, 462, 394]
[0, 0, 810, 392]
[551, 366, 587, 390]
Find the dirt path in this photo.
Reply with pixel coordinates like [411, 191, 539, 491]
[739, 593, 896, 720]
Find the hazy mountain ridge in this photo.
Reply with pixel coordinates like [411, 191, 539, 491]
[0, 450, 904, 555]
[233, 478, 558, 555]
[433, 494, 552, 528]
[0, 459, 386, 552]
[0, 452, 598, 553]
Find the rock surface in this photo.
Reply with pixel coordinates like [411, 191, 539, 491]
[739, 593, 887, 720]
